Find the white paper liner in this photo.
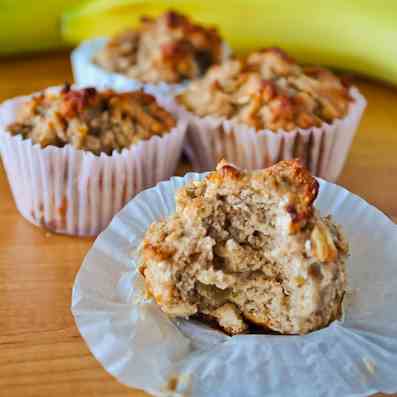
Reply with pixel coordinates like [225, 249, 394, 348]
[178, 87, 366, 181]
[72, 172, 397, 397]
[0, 87, 187, 236]
[72, 38, 231, 98]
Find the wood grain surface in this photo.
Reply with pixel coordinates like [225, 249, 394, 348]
[0, 51, 396, 397]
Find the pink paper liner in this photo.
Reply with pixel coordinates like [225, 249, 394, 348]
[178, 87, 366, 181]
[0, 88, 187, 236]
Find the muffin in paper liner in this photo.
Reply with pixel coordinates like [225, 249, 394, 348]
[71, 171, 397, 397]
[71, 38, 231, 97]
[177, 87, 366, 181]
[0, 87, 187, 236]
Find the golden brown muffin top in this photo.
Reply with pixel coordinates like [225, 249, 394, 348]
[94, 10, 224, 84]
[7, 84, 176, 155]
[177, 48, 351, 131]
[180, 159, 320, 235]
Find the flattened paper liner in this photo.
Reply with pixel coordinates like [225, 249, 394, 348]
[177, 88, 366, 181]
[0, 87, 187, 236]
[71, 38, 231, 97]
[72, 172, 397, 397]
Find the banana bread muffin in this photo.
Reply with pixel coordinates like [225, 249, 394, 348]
[0, 84, 186, 235]
[140, 160, 348, 335]
[177, 48, 351, 131]
[94, 10, 224, 85]
[7, 84, 176, 155]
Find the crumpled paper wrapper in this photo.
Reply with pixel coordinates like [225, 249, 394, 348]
[71, 38, 230, 98]
[72, 172, 397, 397]
[0, 86, 187, 236]
[177, 88, 366, 182]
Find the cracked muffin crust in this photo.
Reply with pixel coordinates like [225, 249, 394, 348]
[177, 48, 352, 131]
[139, 160, 348, 335]
[7, 84, 176, 155]
[94, 11, 224, 84]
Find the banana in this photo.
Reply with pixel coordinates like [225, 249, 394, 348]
[0, 0, 81, 55]
[61, 0, 397, 85]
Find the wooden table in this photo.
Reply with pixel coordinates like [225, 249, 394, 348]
[0, 51, 396, 397]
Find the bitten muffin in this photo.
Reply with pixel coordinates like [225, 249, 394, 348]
[8, 84, 176, 155]
[94, 10, 224, 84]
[140, 160, 348, 335]
[177, 48, 351, 131]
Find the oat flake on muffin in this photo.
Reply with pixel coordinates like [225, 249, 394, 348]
[94, 10, 224, 85]
[177, 48, 352, 131]
[140, 160, 348, 335]
[7, 84, 176, 155]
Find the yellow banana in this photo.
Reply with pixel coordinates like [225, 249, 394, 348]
[0, 0, 81, 55]
[61, 0, 397, 85]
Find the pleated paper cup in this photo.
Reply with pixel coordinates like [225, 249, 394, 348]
[0, 88, 187, 236]
[71, 172, 397, 397]
[178, 87, 366, 181]
[71, 37, 231, 97]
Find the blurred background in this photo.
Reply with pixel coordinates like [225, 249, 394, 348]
[2, 0, 397, 84]
[1, 0, 396, 210]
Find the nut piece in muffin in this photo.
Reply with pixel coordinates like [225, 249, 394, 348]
[7, 84, 176, 155]
[139, 160, 348, 335]
[177, 47, 351, 131]
[94, 10, 224, 84]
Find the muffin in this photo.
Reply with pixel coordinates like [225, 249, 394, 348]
[0, 85, 187, 235]
[176, 48, 366, 180]
[72, 10, 229, 96]
[139, 160, 348, 335]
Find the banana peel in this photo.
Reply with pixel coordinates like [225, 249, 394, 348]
[0, 0, 82, 56]
[61, 0, 397, 85]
